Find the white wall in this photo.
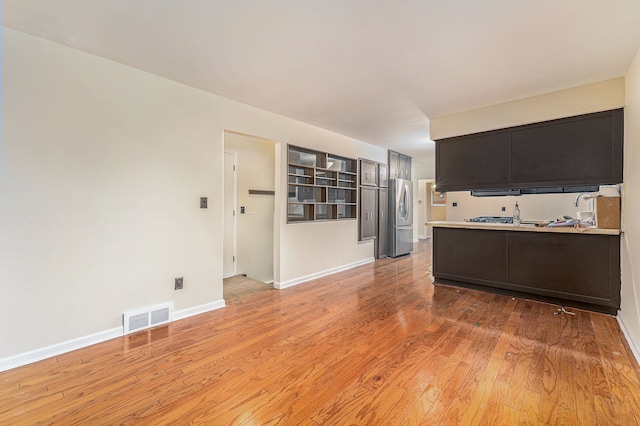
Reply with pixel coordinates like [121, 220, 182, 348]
[1, 28, 222, 360]
[619, 48, 640, 359]
[0, 28, 387, 363]
[445, 192, 592, 223]
[224, 133, 275, 283]
[430, 78, 625, 140]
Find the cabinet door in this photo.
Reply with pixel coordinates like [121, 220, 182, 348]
[359, 187, 377, 241]
[508, 232, 620, 308]
[511, 109, 623, 187]
[436, 132, 511, 192]
[398, 155, 407, 179]
[377, 189, 388, 258]
[389, 151, 399, 180]
[378, 164, 388, 187]
[403, 156, 412, 181]
[360, 159, 378, 186]
[433, 227, 508, 284]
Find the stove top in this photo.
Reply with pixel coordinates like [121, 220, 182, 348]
[467, 216, 514, 224]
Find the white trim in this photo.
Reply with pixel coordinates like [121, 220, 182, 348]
[617, 311, 640, 365]
[0, 299, 227, 372]
[172, 299, 226, 321]
[223, 272, 235, 279]
[0, 327, 122, 372]
[274, 257, 375, 289]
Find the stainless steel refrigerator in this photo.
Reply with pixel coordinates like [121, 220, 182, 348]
[388, 178, 413, 257]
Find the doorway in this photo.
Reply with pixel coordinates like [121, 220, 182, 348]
[419, 179, 446, 239]
[223, 131, 277, 301]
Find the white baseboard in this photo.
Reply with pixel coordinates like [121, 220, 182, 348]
[274, 257, 375, 290]
[617, 311, 640, 365]
[0, 299, 227, 372]
[0, 327, 123, 373]
[173, 299, 226, 321]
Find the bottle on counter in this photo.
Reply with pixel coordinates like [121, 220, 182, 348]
[513, 202, 521, 226]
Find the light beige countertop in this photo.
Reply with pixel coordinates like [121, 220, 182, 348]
[427, 221, 621, 235]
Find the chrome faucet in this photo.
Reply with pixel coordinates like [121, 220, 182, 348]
[574, 192, 587, 207]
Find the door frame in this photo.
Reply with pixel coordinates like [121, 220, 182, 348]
[419, 178, 436, 239]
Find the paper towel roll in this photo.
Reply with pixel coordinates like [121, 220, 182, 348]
[599, 185, 620, 197]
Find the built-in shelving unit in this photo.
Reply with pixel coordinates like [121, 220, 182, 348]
[288, 145, 358, 223]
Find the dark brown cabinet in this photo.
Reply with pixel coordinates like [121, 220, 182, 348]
[511, 111, 623, 186]
[435, 109, 623, 192]
[433, 228, 508, 284]
[432, 227, 621, 314]
[508, 232, 618, 304]
[436, 132, 511, 191]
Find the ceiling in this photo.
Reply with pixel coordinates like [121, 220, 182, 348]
[3, 1, 639, 171]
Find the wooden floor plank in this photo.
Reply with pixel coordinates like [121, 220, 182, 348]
[518, 388, 541, 426]
[1, 240, 639, 425]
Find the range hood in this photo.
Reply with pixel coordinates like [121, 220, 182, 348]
[471, 185, 600, 197]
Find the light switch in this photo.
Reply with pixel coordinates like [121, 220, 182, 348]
[200, 197, 207, 208]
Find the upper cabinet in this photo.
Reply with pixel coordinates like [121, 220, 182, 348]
[435, 109, 623, 192]
[360, 159, 389, 187]
[360, 159, 378, 186]
[510, 110, 623, 186]
[378, 163, 388, 187]
[436, 132, 511, 192]
[389, 150, 412, 180]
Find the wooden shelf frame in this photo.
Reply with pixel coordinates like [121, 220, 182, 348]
[287, 145, 358, 223]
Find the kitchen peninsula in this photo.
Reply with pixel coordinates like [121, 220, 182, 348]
[431, 108, 623, 314]
[428, 221, 621, 314]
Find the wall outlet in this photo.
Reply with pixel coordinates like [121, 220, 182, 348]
[452, 202, 458, 207]
[175, 277, 184, 290]
[501, 206, 506, 212]
[200, 197, 208, 209]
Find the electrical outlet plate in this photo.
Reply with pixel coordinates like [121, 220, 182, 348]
[200, 197, 208, 208]
[175, 277, 184, 290]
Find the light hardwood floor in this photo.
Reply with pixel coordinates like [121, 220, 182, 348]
[1, 241, 640, 424]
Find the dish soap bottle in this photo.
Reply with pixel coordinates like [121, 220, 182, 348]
[513, 202, 521, 226]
